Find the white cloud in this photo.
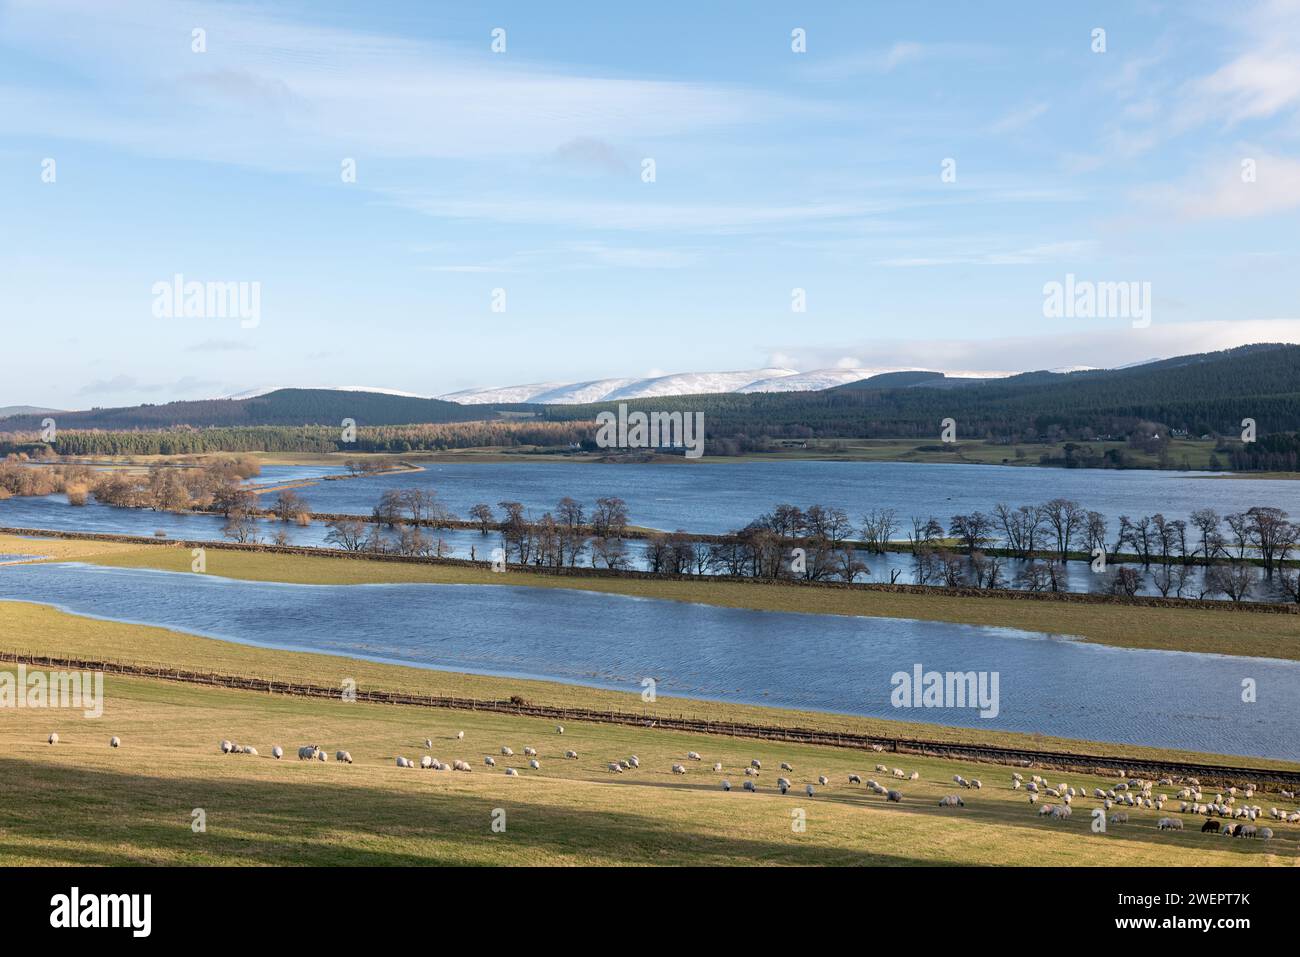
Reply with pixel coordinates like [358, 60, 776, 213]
[1146, 151, 1300, 219]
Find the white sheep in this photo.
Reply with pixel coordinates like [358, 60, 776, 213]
[751, 759, 762, 769]
[877, 764, 890, 773]
[886, 790, 903, 803]
[456, 731, 464, 740]
[743, 780, 756, 792]
[529, 759, 540, 770]
[453, 759, 471, 771]
[780, 762, 793, 771]
[272, 746, 283, 759]
[969, 779, 982, 790]
[48, 732, 59, 746]
[628, 755, 640, 768]
[1109, 812, 1129, 824]
[505, 767, 519, 776]
[818, 775, 829, 786]
[688, 751, 702, 761]
[564, 749, 578, 759]
[848, 774, 862, 784]
[777, 777, 791, 794]
[908, 771, 920, 781]
[1157, 817, 1184, 830]
[396, 756, 410, 768]
[221, 739, 234, 754]
[939, 795, 964, 808]
[420, 755, 433, 769]
[485, 756, 497, 767]
[672, 764, 687, 775]
[556, 725, 564, 734]
[336, 750, 352, 764]
[523, 746, 537, 756]
[806, 784, 816, 797]
[607, 762, 623, 773]
[297, 745, 317, 760]
[713, 762, 723, 772]
[110, 736, 120, 748]
[317, 750, 327, 762]
[243, 746, 259, 756]
[721, 780, 731, 791]
[1259, 827, 1274, 840]
[424, 738, 433, 749]
[501, 746, 514, 756]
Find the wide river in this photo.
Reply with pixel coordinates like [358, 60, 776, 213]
[1, 561, 1295, 760]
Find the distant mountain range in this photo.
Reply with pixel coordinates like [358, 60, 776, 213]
[1, 348, 1294, 442]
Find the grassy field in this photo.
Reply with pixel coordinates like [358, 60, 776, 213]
[8, 533, 1296, 663]
[2, 665, 1296, 866]
[4, 535, 1297, 865]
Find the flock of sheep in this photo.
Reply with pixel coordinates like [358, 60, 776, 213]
[43, 728, 1298, 845]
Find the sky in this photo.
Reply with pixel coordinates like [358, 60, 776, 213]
[2, 0, 1300, 409]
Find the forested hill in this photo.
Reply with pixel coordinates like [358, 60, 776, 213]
[0, 389, 499, 430]
[540, 344, 1300, 440]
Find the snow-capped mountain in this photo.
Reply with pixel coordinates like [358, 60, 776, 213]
[221, 367, 1018, 407]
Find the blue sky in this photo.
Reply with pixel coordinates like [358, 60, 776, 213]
[2, 0, 1299, 408]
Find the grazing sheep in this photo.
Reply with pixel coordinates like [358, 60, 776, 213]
[453, 759, 471, 772]
[953, 774, 967, 787]
[420, 755, 433, 769]
[220, 739, 234, 754]
[336, 750, 352, 764]
[607, 762, 623, 773]
[818, 775, 829, 786]
[969, 779, 982, 790]
[1030, 794, 1039, 804]
[1157, 817, 1184, 831]
[396, 756, 411, 768]
[505, 767, 519, 777]
[297, 745, 317, 760]
[892, 769, 906, 779]
[713, 762, 723, 772]
[1012, 779, 1021, 790]
[272, 746, 283, 759]
[778, 777, 791, 794]
[1236, 824, 1258, 838]
[628, 755, 640, 768]
[780, 762, 793, 771]
[938, 795, 965, 808]
[877, 765, 890, 773]
[908, 771, 920, 781]
[870, 744, 884, 752]
[243, 746, 259, 756]
[1259, 827, 1274, 840]
[751, 759, 762, 769]
[424, 738, 433, 749]
[806, 784, 816, 797]
[501, 746, 514, 756]
[485, 756, 497, 767]
[456, 731, 464, 740]
[848, 774, 862, 784]
[109, 736, 120, 748]
[887, 790, 903, 803]
[1202, 820, 1221, 833]
[317, 750, 327, 762]
[556, 726, 564, 734]
[744, 767, 757, 777]
[1038, 804, 1054, 817]
[1110, 812, 1129, 824]
[688, 751, 702, 761]
[48, 732, 59, 746]
[529, 759, 540, 770]
[564, 750, 578, 759]
[523, 746, 537, 757]
[743, 780, 756, 792]
[1026, 781, 1039, 793]
[721, 780, 731, 791]
[672, 764, 687, 775]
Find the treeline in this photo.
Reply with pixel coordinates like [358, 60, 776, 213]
[0, 421, 595, 456]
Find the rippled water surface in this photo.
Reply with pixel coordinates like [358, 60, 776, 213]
[1, 561, 1295, 760]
